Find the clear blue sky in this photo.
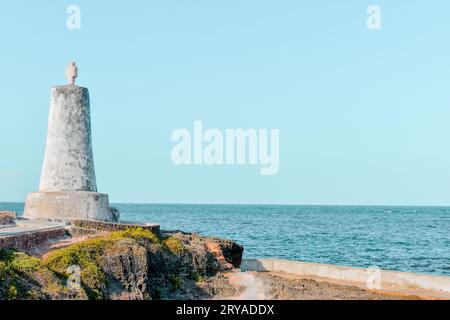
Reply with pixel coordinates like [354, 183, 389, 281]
[1, 1, 449, 205]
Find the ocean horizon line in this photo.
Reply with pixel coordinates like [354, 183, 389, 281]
[2, 201, 450, 208]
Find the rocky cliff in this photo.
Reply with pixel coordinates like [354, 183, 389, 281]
[0, 226, 244, 300]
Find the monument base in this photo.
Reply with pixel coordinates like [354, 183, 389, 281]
[24, 192, 119, 222]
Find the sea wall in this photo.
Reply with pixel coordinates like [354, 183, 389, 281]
[241, 259, 450, 295]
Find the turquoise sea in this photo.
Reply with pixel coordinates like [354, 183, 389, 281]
[1, 203, 449, 276]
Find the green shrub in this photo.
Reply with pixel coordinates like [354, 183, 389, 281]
[189, 272, 204, 282]
[168, 275, 183, 291]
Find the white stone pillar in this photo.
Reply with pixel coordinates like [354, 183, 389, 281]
[24, 63, 118, 222]
[39, 85, 97, 192]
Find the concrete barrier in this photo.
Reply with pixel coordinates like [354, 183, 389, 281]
[241, 259, 450, 295]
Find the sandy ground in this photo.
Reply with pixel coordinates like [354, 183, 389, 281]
[223, 271, 421, 300]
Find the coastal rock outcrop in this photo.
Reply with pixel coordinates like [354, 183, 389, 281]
[101, 239, 149, 300]
[0, 225, 244, 300]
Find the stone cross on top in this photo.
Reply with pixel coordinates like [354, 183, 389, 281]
[65, 62, 78, 85]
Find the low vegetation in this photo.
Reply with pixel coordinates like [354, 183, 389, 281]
[189, 272, 204, 282]
[43, 227, 162, 299]
[163, 236, 186, 255]
[1, 227, 164, 300]
[168, 275, 183, 291]
[0, 249, 66, 300]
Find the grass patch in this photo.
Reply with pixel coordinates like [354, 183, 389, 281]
[163, 237, 186, 255]
[43, 237, 113, 300]
[10, 253, 43, 274]
[109, 227, 161, 244]
[0, 249, 57, 300]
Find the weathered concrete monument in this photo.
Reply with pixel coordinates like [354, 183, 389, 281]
[24, 62, 118, 221]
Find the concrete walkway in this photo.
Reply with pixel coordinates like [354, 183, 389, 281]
[0, 219, 68, 238]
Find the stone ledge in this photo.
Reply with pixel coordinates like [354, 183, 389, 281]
[68, 226, 100, 237]
[0, 228, 68, 251]
[71, 219, 160, 235]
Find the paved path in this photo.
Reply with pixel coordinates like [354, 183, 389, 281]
[0, 219, 68, 238]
